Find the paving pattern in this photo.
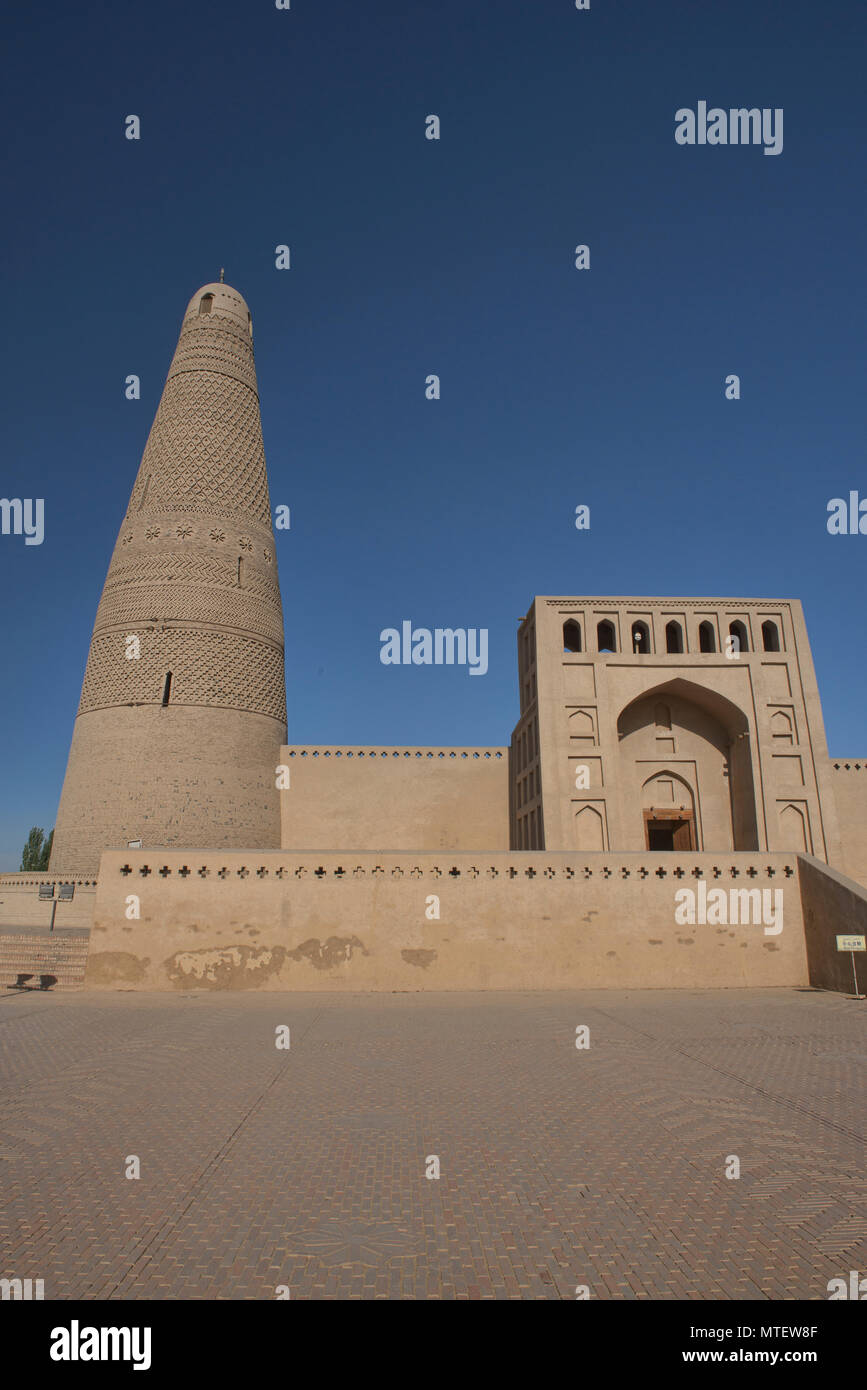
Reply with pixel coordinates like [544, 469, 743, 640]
[0, 987, 864, 1300]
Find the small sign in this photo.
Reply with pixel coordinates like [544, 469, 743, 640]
[128, 839, 143, 850]
[58, 884, 75, 901]
[836, 935, 866, 952]
[38, 883, 55, 900]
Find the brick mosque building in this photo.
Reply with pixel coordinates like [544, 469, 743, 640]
[2, 281, 867, 993]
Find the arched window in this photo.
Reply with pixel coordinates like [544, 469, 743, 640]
[729, 621, 749, 654]
[632, 621, 650, 654]
[665, 621, 684, 654]
[770, 710, 793, 744]
[779, 803, 808, 853]
[762, 620, 781, 652]
[698, 621, 716, 653]
[569, 709, 595, 743]
[161, 672, 173, 707]
[198, 294, 214, 315]
[597, 620, 616, 653]
[563, 619, 582, 653]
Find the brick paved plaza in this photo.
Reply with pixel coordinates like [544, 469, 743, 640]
[0, 988, 864, 1300]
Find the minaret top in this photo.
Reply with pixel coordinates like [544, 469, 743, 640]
[182, 280, 252, 332]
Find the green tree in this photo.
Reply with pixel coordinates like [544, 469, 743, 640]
[38, 829, 53, 870]
[20, 826, 53, 871]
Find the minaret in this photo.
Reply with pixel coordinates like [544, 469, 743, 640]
[50, 281, 287, 873]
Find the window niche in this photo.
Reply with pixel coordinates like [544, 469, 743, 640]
[729, 620, 749, 654]
[762, 620, 781, 652]
[563, 619, 582, 653]
[597, 620, 616, 653]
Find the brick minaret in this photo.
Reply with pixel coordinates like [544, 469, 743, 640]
[50, 281, 287, 872]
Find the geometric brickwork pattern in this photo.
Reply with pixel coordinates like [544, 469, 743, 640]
[0, 988, 863, 1299]
[125, 370, 270, 523]
[101, 552, 280, 605]
[50, 282, 286, 871]
[125, 305, 264, 518]
[86, 288, 284, 719]
[91, 581, 285, 648]
[78, 628, 286, 721]
[162, 316, 260, 395]
[76, 284, 286, 717]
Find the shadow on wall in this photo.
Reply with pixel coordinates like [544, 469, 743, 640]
[799, 855, 867, 994]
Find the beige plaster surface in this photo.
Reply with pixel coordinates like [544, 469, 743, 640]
[87, 849, 806, 992]
[279, 747, 510, 852]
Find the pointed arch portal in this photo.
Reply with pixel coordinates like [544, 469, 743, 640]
[616, 678, 759, 851]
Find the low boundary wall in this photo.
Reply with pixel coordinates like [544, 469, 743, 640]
[0, 873, 98, 931]
[798, 853, 867, 994]
[89, 850, 806, 991]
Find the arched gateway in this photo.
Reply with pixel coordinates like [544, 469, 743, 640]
[616, 679, 759, 851]
[510, 599, 837, 861]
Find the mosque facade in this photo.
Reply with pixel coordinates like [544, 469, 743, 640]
[2, 282, 866, 993]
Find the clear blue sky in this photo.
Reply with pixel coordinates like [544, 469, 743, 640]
[1, 0, 865, 869]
